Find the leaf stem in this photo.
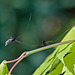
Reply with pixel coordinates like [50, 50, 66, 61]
[6, 52, 27, 63]
[9, 56, 25, 75]
[9, 52, 28, 75]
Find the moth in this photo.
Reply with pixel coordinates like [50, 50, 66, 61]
[5, 13, 32, 46]
[33, 28, 71, 47]
[32, 40, 52, 46]
[5, 37, 21, 46]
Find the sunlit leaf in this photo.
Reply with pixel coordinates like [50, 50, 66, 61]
[63, 43, 75, 74]
[0, 60, 9, 75]
[57, 26, 75, 64]
[47, 62, 63, 75]
[61, 66, 73, 75]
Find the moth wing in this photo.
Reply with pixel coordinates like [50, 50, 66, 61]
[5, 39, 13, 46]
[15, 40, 21, 43]
[32, 42, 42, 46]
[45, 40, 52, 43]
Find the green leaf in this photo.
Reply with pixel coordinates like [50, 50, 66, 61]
[61, 66, 73, 75]
[63, 43, 75, 74]
[33, 26, 75, 75]
[47, 62, 63, 75]
[57, 26, 75, 64]
[0, 60, 9, 75]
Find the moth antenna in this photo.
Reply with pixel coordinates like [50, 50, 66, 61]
[53, 28, 71, 43]
[16, 13, 32, 39]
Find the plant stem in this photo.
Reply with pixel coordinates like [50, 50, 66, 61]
[9, 52, 27, 75]
[6, 52, 27, 63]
[27, 40, 75, 56]
[9, 57, 24, 75]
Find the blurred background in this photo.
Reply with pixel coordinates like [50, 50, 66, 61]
[0, 0, 75, 75]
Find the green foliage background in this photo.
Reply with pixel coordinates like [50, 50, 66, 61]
[0, 0, 75, 75]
